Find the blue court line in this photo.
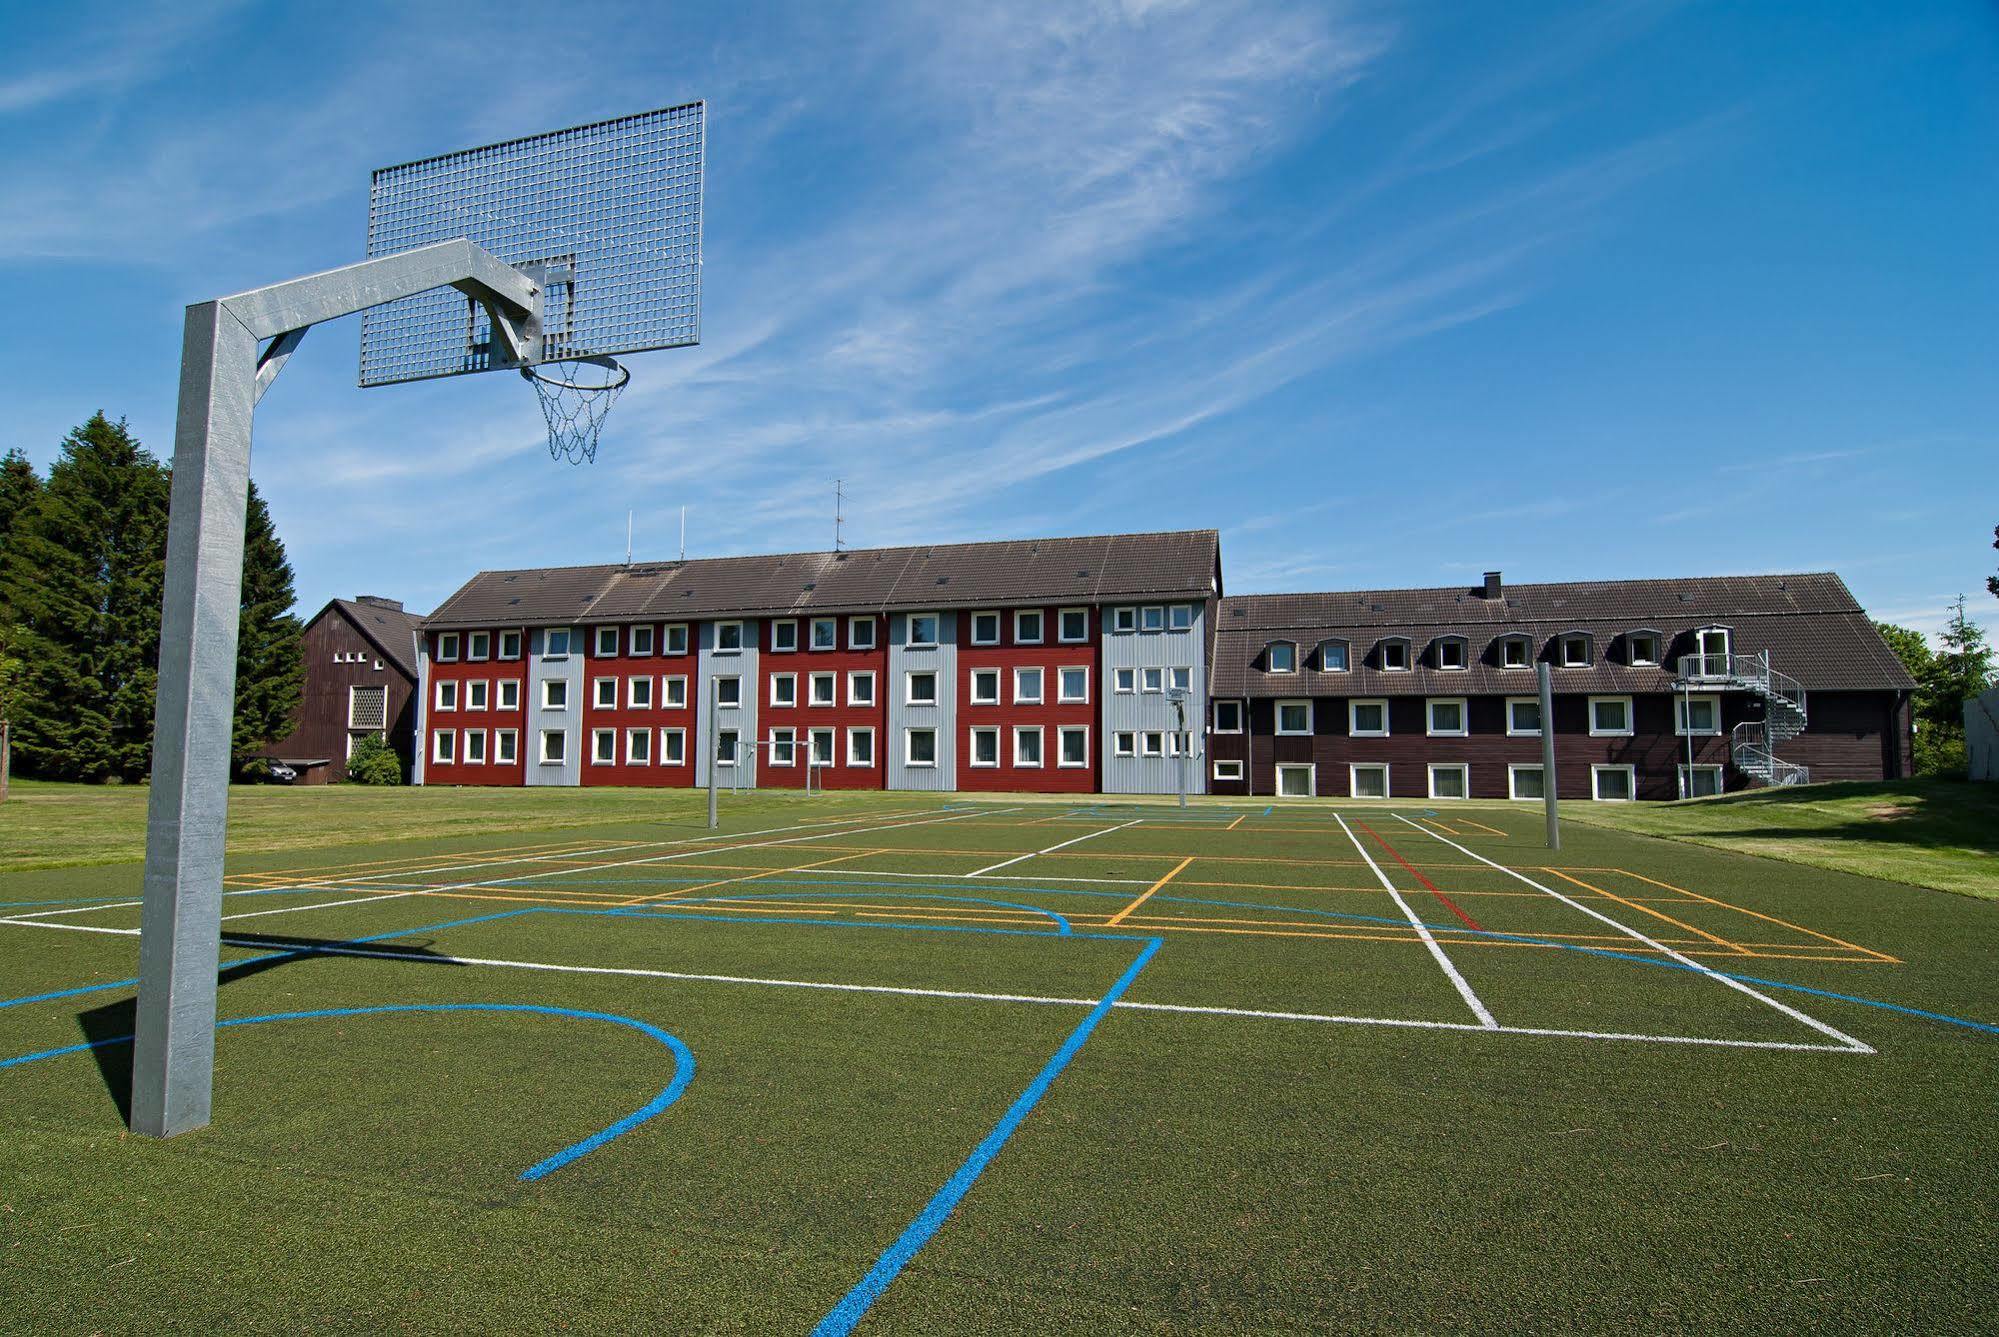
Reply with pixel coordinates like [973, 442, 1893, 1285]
[812, 935, 1162, 1337]
[0, 1002, 693, 1180]
[1262, 805, 1274, 815]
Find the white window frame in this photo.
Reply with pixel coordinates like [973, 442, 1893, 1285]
[809, 671, 837, 707]
[1592, 764, 1636, 802]
[1276, 699, 1313, 736]
[592, 677, 617, 709]
[466, 679, 489, 711]
[905, 670, 938, 706]
[1427, 762, 1470, 801]
[1348, 699, 1388, 738]
[1013, 609, 1045, 645]
[1588, 695, 1634, 738]
[1213, 700, 1242, 733]
[715, 729, 739, 767]
[970, 611, 1002, 646]
[1627, 630, 1661, 667]
[1169, 666, 1192, 695]
[1113, 732, 1136, 758]
[630, 625, 656, 657]
[1211, 759, 1243, 781]
[1013, 666, 1044, 705]
[1113, 667, 1136, 694]
[1057, 725, 1089, 769]
[1169, 604, 1193, 632]
[1275, 763, 1315, 798]
[434, 679, 458, 712]
[969, 667, 1000, 705]
[498, 679, 520, 710]
[810, 618, 838, 652]
[1378, 638, 1411, 672]
[904, 727, 939, 768]
[715, 675, 742, 709]
[769, 727, 797, 767]
[432, 729, 456, 763]
[770, 672, 797, 708]
[664, 675, 687, 709]
[1112, 606, 1137, 634]
[1058, 607, 1089, 643]
[1435, 637, 1468, 671]
[1013, 725, 1045, 768]
[713, 621, 745, 653]
[467, 631, 491, 662]
[1676, 694, 1721, 736]
[626, 728, 652, 765]
[628, 676, 653, 710]
[1142, 667, 1164, 695]
[1141, 731, 1165, 758]
[1500, 636, 1532, 669]
[1505, 697, 1542, 737]
[463, 730, 487, 765]
[1694, 626, 1732, 666]
[1425, 697, 1467, 738]
[1507, 763, 1546, 800]
[539, 729, 567, 765]
[847, 670, 875, 707]
[591, 728, 617, 765]
[498, 629, 523, 660]
[542, 679, 569, 711]
[847, 726, 875, 768]
[1559, 633, 1592, 668]
[808, 727, 835, 767]
[1349, 763, 1390, 800]
[594, 626, 620, 658]
[436, 632, 460, 663]
[906, 613, 941, 648]
[1140, 605, 1165, 633]
[847, 616, 877, 650]
[495, 729, 518, 764]
[1267, 641, 1297, 673]
[544, 628, 571, 659]
[1057, 666, 1089, 704]
[1678, 763, 1724, 798]
[1319, 640, 1350, 673]
[664, 623, 689, 656]
[661, 728, 686, 766]
[771, 619, 799, 653]
[968, 725, 1001, 768]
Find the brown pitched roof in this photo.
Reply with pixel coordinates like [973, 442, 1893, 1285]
[424, 530, 1221, 630]
[1213, 572, 1914, 696]
[322, 597, 427, 678]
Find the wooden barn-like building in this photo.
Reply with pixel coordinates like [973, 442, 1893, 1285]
[258, 596, 425, 783]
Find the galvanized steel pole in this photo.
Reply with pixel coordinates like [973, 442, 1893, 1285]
[706, 673, 720, 830]
[1538, 661, 1559, 850]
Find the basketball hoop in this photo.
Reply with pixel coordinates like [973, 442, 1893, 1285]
[522, 355, 629, 464]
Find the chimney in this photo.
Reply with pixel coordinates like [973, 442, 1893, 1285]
[356, 595, 403, 611]
[1481, 571, 1503, 600]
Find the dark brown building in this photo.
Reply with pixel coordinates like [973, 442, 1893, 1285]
[1206, 571, 1914, 801]
[259, 596, 425, 783]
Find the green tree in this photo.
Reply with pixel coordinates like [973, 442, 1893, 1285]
[1987, 524, 1997, 600]
[0, 414, 169, 781]
[1930, 596, 1995, 713]
[0, 449, 40, 559]
[346, 732, 402, 785]
[233, 482, 304, 772]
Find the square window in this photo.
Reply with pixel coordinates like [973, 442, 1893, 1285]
[595, 627, 620, 657]
[1114, 667, 1135, 694]
[436, 632, 460, 663]
[772, 620, 798, 653]
[435, 680, 459, 711]
[499, 630, 522, 660]
[1014, 666, 1044, 704]
[969, 726, 1000, 767]
[771, 673, 797, 707]
[770, 729, 796, 767]
[545, 628, 571, 658]
[1501, 637, 1531, 669]
[970, 668, 1000, 705]
[906, 671, 938, 705]
[542, 679, 568, 711]
[811, 618, 838, 651]
[848, 671, 875, 706]
[1426, 698, 1465, 737]
[1561, 634, 1591, 667]
[627, 729, 652, 765]
[432, 730, 456, 763]
[1628, 632, 1660, 666]
[1141, 731, 1165, 757]
[539, 729, 567, 764]
[1212, 759, 1243, 781]
[1059, 608, 1089, 642]
[848, 616, 877, 650]
[1276, 764, 1313, 798]
[810, 672, 836, 706]
[495, 729, 518, 764]
[971, 612, 1001, 646]
[467, 631, 491, 662]
[629, 676, 653, 709]
[1436, 639, 1467, 670]
[907, 613, 940, 647]
[1113, 731, 1136, 757]
[593, 677, 616, 709]
[1142, 667, 1163, 694]
[810, 729, 835, 766]
[1349, 700, 1387, 737]
[1013, 727, 1043, 767]
[1589, 697, 1633, 737]
[1014, 609, 1044, 644]
[467, 680, 489, 710]
[630, 626, 656, 656]
[1509, 765, 1545, 800]
[1213, 700, 1242, 732]
[1380, 640, 1410, 671]
[1058, 666, 1089, 703]
[1113, 607, 1137, 634]
[715, 676, 741, 708]
[498, 679, 520, 710]
[714, 622, 744, 652]
[1428, 764, 1468, 800]
[1058, 726, 1089, 767]
[1320, 641, 1348, 672]
[1169, 666, 1191, 694]
[1277, 700, 1312, 735]
[906, 727, 938, 766]
[1169, 604, 1193, 631]
[1141, 606, 1165, 632]
[848, 727, 875, 767]
[665, 624, 689, 656]
[1506, 698, 1542, 736]
[591, 729, 616, 764]
[1268, 642, 1296, 673]
[715, 729, 739, 766]
[1676, 695, 1720, 735]
[664, 676, 687, 708]
[1679, 764, 1723, 798]
[661, 729, 686, 765]
[1593, 765, 1635, 801]
[1350, 764, 1388, 799]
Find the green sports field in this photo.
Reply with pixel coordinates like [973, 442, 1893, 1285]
[3, 790, 1995, 1333]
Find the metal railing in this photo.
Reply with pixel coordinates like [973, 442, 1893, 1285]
[1676, 650, 1811, 787]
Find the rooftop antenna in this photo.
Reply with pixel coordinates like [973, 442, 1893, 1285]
[625, 509, 633, 567]
[835, 478, 847, 552]
[679, 506, 687, 562]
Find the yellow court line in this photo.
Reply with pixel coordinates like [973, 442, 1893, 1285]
[1420, 818, 1461, 837]
[1454, 818, 1510, 838]
[1544, 869, 1755, 956]
[1106, 856, 1197, 927]
[617, 849, 884, 908]
[1609, 869, 1902, 963]
[247, 838, 613, 882]
[1226, 814, 1246, 831]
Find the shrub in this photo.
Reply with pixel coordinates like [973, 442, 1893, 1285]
[346, 733, 402, 785]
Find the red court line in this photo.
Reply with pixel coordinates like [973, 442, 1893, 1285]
[1354, 820, 1484, 931]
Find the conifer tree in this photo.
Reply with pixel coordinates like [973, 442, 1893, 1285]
[233, 482, 304, 770]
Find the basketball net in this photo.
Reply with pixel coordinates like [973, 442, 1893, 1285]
[522, 356, 629, 464]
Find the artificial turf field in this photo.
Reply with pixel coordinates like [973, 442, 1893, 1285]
[3, 793, 1994, 1334]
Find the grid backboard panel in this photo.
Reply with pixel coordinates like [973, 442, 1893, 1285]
[359, 102, 703, 387]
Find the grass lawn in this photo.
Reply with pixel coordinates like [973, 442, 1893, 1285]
[1564, 778, 1999, 900]
[2, 788, 1994, 1332]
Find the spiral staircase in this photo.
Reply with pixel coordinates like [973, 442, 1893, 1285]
[1675, 650, 1810, 787]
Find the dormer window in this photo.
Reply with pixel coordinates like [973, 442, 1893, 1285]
[1319, 640, 1349, 672]
[1378, 638, 1411, 671]
[1267, 641, 1297, 673]
[1434, 636, 1468, 671]
[1559, 632, 1593, 667]
[1692, 626, 1732, 675]
[1626, 629, 1663, 666]
[1499, 635, 1532, 669]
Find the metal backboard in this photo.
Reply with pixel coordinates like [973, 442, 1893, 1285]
[359, 101, 703, 387]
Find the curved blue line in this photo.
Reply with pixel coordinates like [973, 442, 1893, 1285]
[0, 1002, 693, 1179]
[681, 889, 1073, 935]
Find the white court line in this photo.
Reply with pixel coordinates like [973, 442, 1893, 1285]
[1391, 814, 1874, 1054]
[968, 820, 1143, 877]
[220, 892, 418, 923]
[0, 919, 137, 936]
[1336, 813, 1497, 1029]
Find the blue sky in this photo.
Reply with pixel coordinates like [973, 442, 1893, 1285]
[3, 1, 1993, 642]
